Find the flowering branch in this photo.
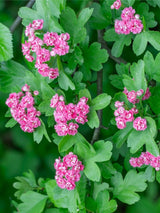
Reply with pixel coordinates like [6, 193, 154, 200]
[10, 0, 35, 33]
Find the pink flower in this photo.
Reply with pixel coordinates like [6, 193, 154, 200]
[124, 110, 134, 122]
[115, 101, 124, 108]
[48, 68, 59, 80]
[25, 23, 34, 37]
[136, 89, 144, 96]
[43, 32, 59, 46]
[115, 117, 126, 129]
[130, 18, 143, 34]
[23, 20, 70, 79]
[33, 90, 39, 95]
[121, 7, 135, 21]
[54, 152, 84, 190]
[127, 91, 137, 103]
[6, 85, 41, 133]
[32, 19, 44, 30]
[114, 7, 143, 35]
[54, 123, 68, 136]
[25, 54, 34, 62]
[130, 152, 160, 171]
[50, 94, 60, 108]
[22, 84, 30, 92]
[37, 63, 50, 77]
[51, 95, 89, 136]
[22, 41, 31, 55]
[142, 88, 151, 100]
[133, 117, 147, 131]
[111, 0, 121, 10]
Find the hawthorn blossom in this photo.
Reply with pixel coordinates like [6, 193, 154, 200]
[50, 94, 89, 136]
[22, 19, 70, 79]
[54, 152, 84, 190]
[114, 7, 143, 35]
[133, 117, 147, 131]
[130, 152, 160, 171]
[111, 0, 121, 10]
[6, 84, 41, 133]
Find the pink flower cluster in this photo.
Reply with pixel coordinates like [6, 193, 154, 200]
[6, 84, 41, 133]
[130, 152, 160, 171]
[22, 19, 70, 79]
[123, 87, 151, 104]
[54, 152, 84, 190]
[114, 96, 147, 131]
[50, 94, 89, 136]
[114, 7, 143, 34]
[111, 0, 121, 10]
[114, 101, 138, 129]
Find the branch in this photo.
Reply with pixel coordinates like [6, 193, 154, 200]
[10, 0, 35, 33]
[91, 30, 126, 144]
[91, 30, 104, 144]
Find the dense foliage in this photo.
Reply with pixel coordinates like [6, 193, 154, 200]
[1, 0, 160, 212]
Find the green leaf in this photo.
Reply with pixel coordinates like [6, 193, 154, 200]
[144, 166, 155, 182]
[83, 42, 108, 71]
[60, 7, 92, 44]
[89, 2, 112, 29]
[96, 190, 117, 213]
[148, 86, 160, 114]
[38, 100, 54, 117]
[74, 140, 96, 160]
[36, 0, 66, 19]
[0, 60, 28, 93]
[84, 160, 101, 182]
[143, 51, 155, 81]
[133, 32, 148, 56]
[18, 191, 47, 213]
[58, 71, 75, 91]
[91, 141, 112, 162]
[146, 31, 160, 51]
[79, 88, 91, 100]
[92, 93, 111, 110]
[93, 182, 109, 200]
[13, 170, 37, 199]
[76, 174, 87, 208]
[112, 170, 147, 204]
[87, 109, 99, 129]
[146, 117, 157, 138]
[123, 60, 147, 91]
[45, 209, 68, 213]
[58, 134, 82, 152]
[45, 180, 77, 212]
[18, 7, 42, 26]
[104, 29, 132, 57]
[68, 47, 84, 70]
[0, 23, 13, 62]
[78, 8, 94, 26]
[99, 161, 117, 179]
[137, 3, 157, 29]
[121, 0, 135, 6]
[5, 118, 17, 128]
[127, 127, 159, 156]
[112, 122, 133, 148]
[33, 120, 51, 144]
[156, 170, 160, 184]
[145, 0, 160, 7]
[109, 63, 130, 90]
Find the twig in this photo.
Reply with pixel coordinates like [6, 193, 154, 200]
[91, 29, 126, 144]
[91, 30, 104, 144]
[10, 0, 35, 33]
